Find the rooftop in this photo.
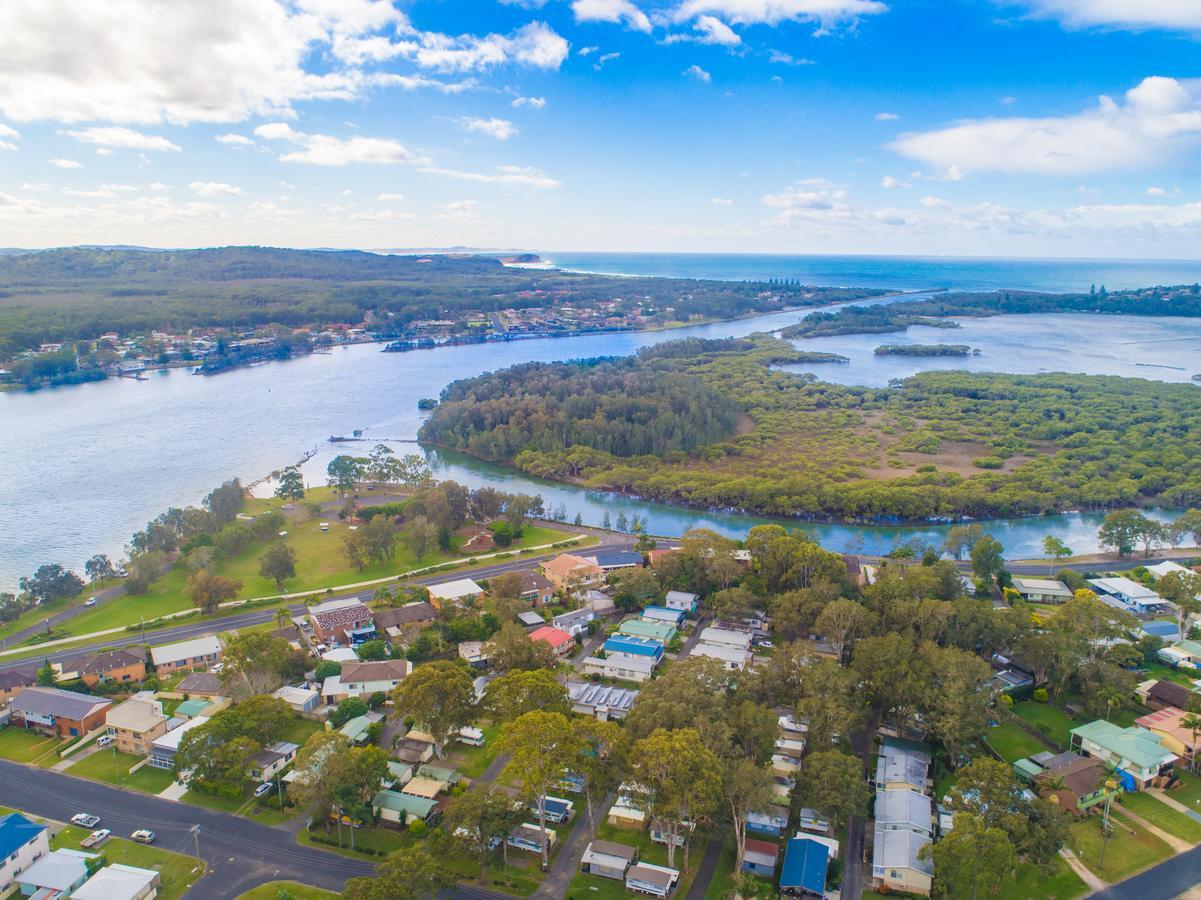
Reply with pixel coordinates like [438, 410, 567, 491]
[311, 602, 373, 629]
[427, 578, 485, 601]
[1088, 576, 1161, 601]
[603, 635, 663, 657]
[105, 697, 166, 732]
[0, 812, 46, 860]
[149, 635, 222, 665]
[1072, 719, 1178, 769]
[780, 837, 830, 892]
[530, 625, 575, 651]
[71, 863, 159, 900]
[568, 681, 638, 713]
[72, 649, 145, 676]
[150, 715, 210, 752]
[872, 828, 932, 876]
[341, 660, 411, 683]
[18, 848, 96, 892]
[11, 686, 111, 720]
[876, 736, 932, 787]
[175, 672, 224, 695]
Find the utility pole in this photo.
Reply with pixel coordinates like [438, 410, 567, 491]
[113, 745, 119, 783]
[190, 825, 200, 858]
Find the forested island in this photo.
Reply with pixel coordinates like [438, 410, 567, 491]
[874, 344, 976, 357]
[419, 334, 1201, 521]
[782, 283, 1201, 339]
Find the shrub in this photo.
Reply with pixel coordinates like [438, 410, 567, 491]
[973, 456, 1005, 470]
[408, 819, 426, 835]
[1033, 687, 1049, 703]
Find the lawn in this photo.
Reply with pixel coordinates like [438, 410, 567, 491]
[1013, 702, 1077, 749]
[182, 787, 253, 814]
[997, 857, 1088, 900]
[52, 824, 205, 900]
[0, 727, 69, 765]
[1120, 790, 1201, 843]
[278, 717, 324, 747]
[984, 721, 1047, 764]
[1165, 768, 1201, 808]
[447, 722, 502, 780]
[1066, 810, 1173, 881]
[66, 749, 177, 793]
[238, 882, 338, 900]
[592, 821, 707, 896]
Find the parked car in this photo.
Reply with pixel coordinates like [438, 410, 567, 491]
[83, 597, 97, 607]
[254, 782, 272, 798]
[130, 829, 156, 844]
[79, 829, 110, 848]
[96, 735, 113, 748]
[70, 814, 100, 828]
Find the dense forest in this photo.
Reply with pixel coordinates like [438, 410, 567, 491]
[420, 334, 1201, 521]
[0, 246, 889, 355]
[782, 283, 1201, 338]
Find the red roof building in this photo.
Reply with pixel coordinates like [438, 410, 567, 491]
[529, 625, 576, 657]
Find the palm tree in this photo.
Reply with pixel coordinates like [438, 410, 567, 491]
[275, 606, 290, 628]
[1182, 712, 1201, 772]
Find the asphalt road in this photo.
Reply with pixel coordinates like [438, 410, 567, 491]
[0, 760, 374, 896]
[1091, 844, 1201, 900]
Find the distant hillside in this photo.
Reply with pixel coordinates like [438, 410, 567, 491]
[0, 246, 888, 355]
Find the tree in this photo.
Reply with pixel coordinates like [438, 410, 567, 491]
[572, 717, 627, 829]
[390, 660, 476, 759]
[122, 552, 162, 595]
[970, 536, 1005, 586]
[1097, 509, 1152, 558]
[629, 728, 722, 870]
[497, 711, 584, 868]
[486, 623, 556, 672]
[402, 516, 438, 561]
[923, 811, 1017, 900]
[275, 466, 305, 501]
[327, 455, 362, 494]
[19, 564, 85, 604]
[356, 639, 388, 661]
[611, 567, 662, 611]
[342, 846, 450, 900]
[360, 518, 398, 567]
[445, 786, 524, 884]
[625, 657, 734, 753]
[1041, 536, 1072, 574]
[185, 570, 242, 613]
[484, 669, 570, 721]
[943, 524, 985, 561]
[204, 479, 244, 525]
[1158, 571, 1201, 640]
[721, 758, 776, 877]
[36, 658, 55, 686]
[332, 697, 369, 727]
[794, 750, 868, 834]
[1183, 712, 1201, 772]
[220, 632, 305, 697]
[84, 554, 114, 582]
[813, 598, 873, 661]
[919, 644, 995, 767]
[258, 542, 297, 590]
[487, 571, 524, 602]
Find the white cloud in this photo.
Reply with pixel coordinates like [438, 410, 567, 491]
[666, 14, 742, 44]
[712, 196, 734, 205]
[881, 175, 910, 189]
[49, 158, 82, 168]
[1006, 0, 1201, 31]
[216, 133, 256, 147]
[762, 179, 847, 211]
[511, 95, 547, 110]
[378, 192, 404, 201]
[593, 51, 621, 70]
[349, 208, 415, 222]
[95, 147, 113, 156]
[459, 116, 519, 140]
[875, 111, 900, 121]
[20, 182, 49, 191]
[673, 0, 887, 31]
[768, 50, 815, 65]
[370, 73, 477, 93]
[891, 76, 1201, 176]
[572, 0, 652, 32]
[920, 195, 952, 209]
[1147, 185, 1168, 196]
[578, 45, 600, 55]
[684, 64, 712, 82]
[67, 126, 181, 152]
[190, 181, 242, 196]
[419, 164, 561, 188]
[387, 21, 569, 73]
[0, 140, 15, 152]
[0, 122, 17, 150]
[255, 122, 413, 165]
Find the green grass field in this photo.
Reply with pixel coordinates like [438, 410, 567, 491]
[984, 721, 1047, 764]
[447, 722, 501, 779]
[1013, 702, 1077, 749]
[238, 882, 338, 900]
[66, 749, 177, 793]
[0, 727, 69, 765]
[1066, 810, 1173, 881]
[996, 857, 1087, 900]
[52, 824, 205, 900]
[1118, 790, 1201, 843]
[1165, 769, 1201, 808]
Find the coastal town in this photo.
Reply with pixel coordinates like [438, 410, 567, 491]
[3, 467, 1201, 899]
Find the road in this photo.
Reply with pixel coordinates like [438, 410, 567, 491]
[0, 537, 642, 674]
[1091, 843, 1201, 900]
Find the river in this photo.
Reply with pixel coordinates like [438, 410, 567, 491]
[4, 255, 1201, 589]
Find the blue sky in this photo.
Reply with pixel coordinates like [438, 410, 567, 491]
[2, 0, 1201, 257]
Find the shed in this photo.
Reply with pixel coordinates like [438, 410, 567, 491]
[581, 840, 638, 880]
[780, 837, 829, 897]
[626, 862, 679, 898]
[742, 837, 780, 877]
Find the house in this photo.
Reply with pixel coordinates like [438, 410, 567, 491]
[508, 823, 556, 855]
[418, 764, 461, 786]
[518, 571, 556, 606]
[568, 681, 638, 720]
[402, 775, 448, 801]
[1088, 577, 1164, 615]
[1143, 621, 1182, 641]
[689, 642, 752, 671]
[537, 796, 575, 824]
[541, 554, 605, 591]
[340, 716, 374, 745]
[581, 840, 638, 880]
[70, 649, 147, 687]
[646, 548, 678, 566]
[697, 626, 752, 652]
[426, 578, 485, 608]
[1031, 754, 1109, 815]
[583, 654, 657, 683]
[174, 672, 225, 699]
[1141, 678, 1198, 711]
[625, 862, 679, 898]
[518, 610, 547, 629]
[603, 635, 665, 662]
[871, 829, 932, 896]
[642, 606, 686, 627]
[1070, 720, 1177, 790]
[529, 625, 577, 658]
[148, 716, 209, 769]
[105, 696, 168, 754]
[742, 838, 780, 877]
[1169, 639, 1201, 667]
[875, 789, 934, 838]
[71, 863, 160, 900]
[9, 686, 111, 738]
[273, 684, 320, 714]
[250, 741, 299, 782]
[149, 635, 223, 674]
[1135, 707, 1201, 765]
[553, 607, 596, 637]
[608, 797, 648, 829]
[310, 600, 375, 646]
[875, 736, 932, 793]
[374, 789, 439, 826]
[174, 698, 213, 720]
[1148, 561, 1193, 579]
[747, 805, 790, 837]
[620, 618, 677, 644]
[394, 736, 436, 765]
[0, 813, 49, 895]
[663, 591, 698, 614]
[372, 602, 438, 640]
[458, 641, 490, 668]
[0, 666, 36, 706]
[588, 550, 644, 572]
[1011, 577, 1073, 604]
[336, 660, 411, 700]
[17, 848, 97, 897]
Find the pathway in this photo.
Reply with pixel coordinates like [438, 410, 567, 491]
[1114, 806, 1193, 854]
[1059, 848, 1108, 893]
[531, 794, 613, 899]
[1150, 788, 1201, 824]
[685, 830, 725, 900]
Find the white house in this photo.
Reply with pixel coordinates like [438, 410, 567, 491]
[427, 578, 485, 607]
[272, 685, 320, 714]
[1088, 577, 1164, 614]
[553, 607, 597, 637]
[0, 813, 49, 895]
[71, 863, 160, 900]
[149, 635, 223, 674]
[322, 660, 410, 703]
[581, 655, 657, 683]
[1011, 577, 1073, 604]
[697, 626, 752, 652]
[663, 591, 699, 613]
[689, 642, 753, 671]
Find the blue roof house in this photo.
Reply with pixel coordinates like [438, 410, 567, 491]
[780, 837, 829, 897]
[0, 813, 49, 894]
[603, 635, 664, 662]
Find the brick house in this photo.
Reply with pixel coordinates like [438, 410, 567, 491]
[0, 666, 37, 706]
[310, 599, 376, 646]
[9, 686, 112, 739]
[71, 649, 147, 688]
[149, 635, 223, 675]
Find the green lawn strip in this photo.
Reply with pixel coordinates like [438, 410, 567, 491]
[182, 788, 253, 814]
[1013, 702, 1076, 749]
[995, 857, 1088, 900]
[1066, 811, 1173, 881]
[1138, 660, 1198, 687]
[52, 824, 205, 900]
[1118, 790, 1201, 843]
[0, 728, 70, 764]
[983, 721, 1047, 764]
[237, 881, 338, 900]
[278, 717, 323, 746]
[448, 722, 502, 780]
[298, 823, 412, 859]
[1164, 769, 1201, 807]
[66, 749, 177, 793]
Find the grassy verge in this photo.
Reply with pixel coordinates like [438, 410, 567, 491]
[238, 882, 338, 900]
[0, 728, 70, 765]
[66, 749, 177, 793]
[52, 823, 205, 900]
[1165, 769, 1201, 807]
[1119, 790, 1201, 843]
[984, 721, 1047, 764]
[1013, 702, 1076, 749]
[1066, 810, 1173, 881]
[997, 857, 1088, 900]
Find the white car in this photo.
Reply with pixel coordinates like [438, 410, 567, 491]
[71, 813, 100, 828]
[254, 782, 273, 798]
[83, 597, 97, 607]
[130, 829, 156, 844]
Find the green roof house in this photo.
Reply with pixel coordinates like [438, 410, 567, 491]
[1070, 720, 1177, 790]
[373, 790, 439, 825]
[619, 618, 677, 643]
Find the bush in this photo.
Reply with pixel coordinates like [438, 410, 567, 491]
[1000, 693, 1014, 709]
[973, 456, 1005, 469]
[1033, 687, 1049, 703]
[408, 819, 426, 835]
